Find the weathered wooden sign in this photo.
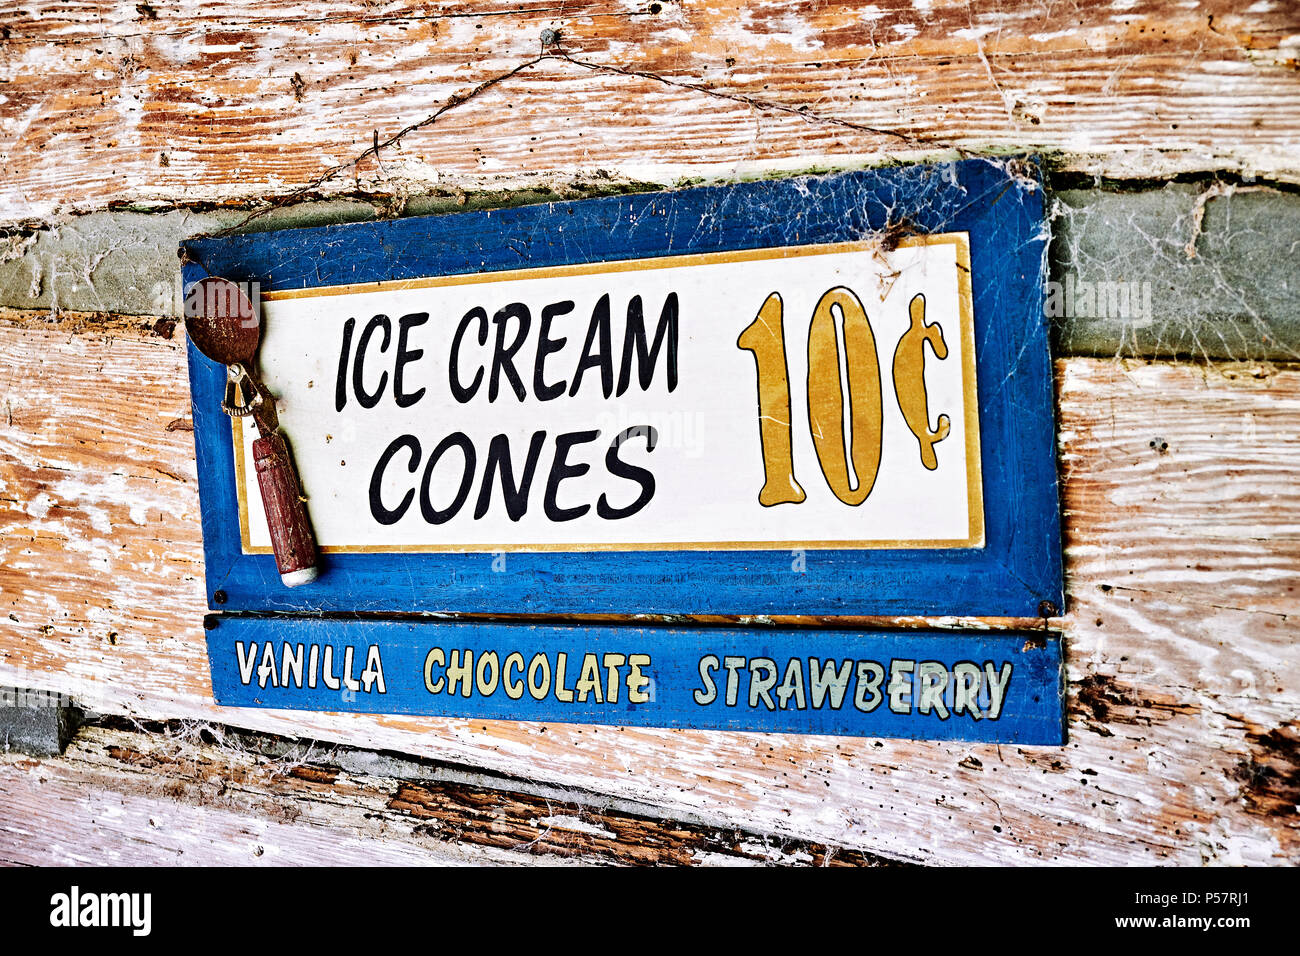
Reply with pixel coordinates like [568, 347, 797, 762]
[181, 160, 1065, 742]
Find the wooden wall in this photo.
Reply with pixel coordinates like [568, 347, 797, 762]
[1, 1, 1297, 865]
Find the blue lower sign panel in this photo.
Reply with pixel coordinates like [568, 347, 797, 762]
[206, 618, 1065, 744]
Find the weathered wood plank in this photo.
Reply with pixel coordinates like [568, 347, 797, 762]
[0, 728, 536, 865]
[0, 312, 1295, 863]
[2, 0, 1298, 224]
[0, 720, 895, 865]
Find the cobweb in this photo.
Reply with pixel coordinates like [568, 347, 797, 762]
[1046, 179, 1299, 365]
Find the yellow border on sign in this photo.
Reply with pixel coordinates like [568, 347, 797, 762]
[234, 233, 985, 554]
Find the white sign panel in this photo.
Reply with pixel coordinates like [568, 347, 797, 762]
[232, 235, 982, 553]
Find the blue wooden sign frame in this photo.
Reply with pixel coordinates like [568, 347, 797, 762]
[205, 618, 1066, 744]
[181, 159, 1063, 618]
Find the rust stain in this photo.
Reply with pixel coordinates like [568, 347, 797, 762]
[1232, 723, 1300, 821]
[288, 764, 340, 785]
[1073, 673, 1199, 728]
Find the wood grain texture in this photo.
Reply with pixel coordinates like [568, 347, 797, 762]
[0, 735, 571, 866]
[0, 720, 897, 865]
[0, 310, 1296, 864]
[2, 0, 1298, 226]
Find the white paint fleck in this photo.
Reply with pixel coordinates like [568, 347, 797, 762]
[25, 492, 55, 519]
[691, 850, 763, 867]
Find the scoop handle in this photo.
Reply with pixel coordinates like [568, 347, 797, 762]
[252, 433, 319, 587]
